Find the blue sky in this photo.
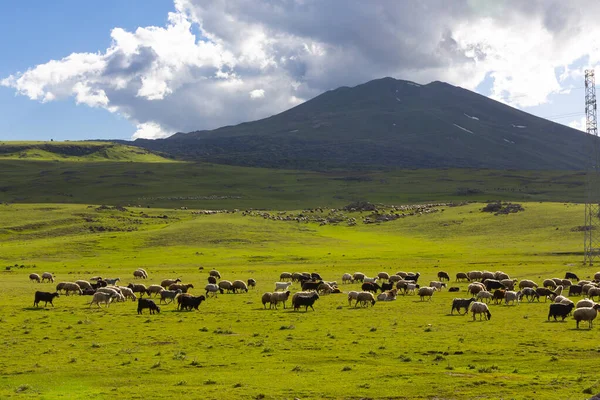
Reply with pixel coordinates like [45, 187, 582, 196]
[0, 1, 593, 141]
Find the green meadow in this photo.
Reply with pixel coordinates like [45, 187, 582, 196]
[0, 199, 598, 400]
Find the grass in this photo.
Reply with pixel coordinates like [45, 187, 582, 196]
[0, 200, 597, 399]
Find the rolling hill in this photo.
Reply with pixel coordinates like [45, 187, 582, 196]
[131, 77, 593, 170]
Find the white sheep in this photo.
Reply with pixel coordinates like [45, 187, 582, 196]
[41, 272, 54, 283]
[137, 268, 148, 278]
[342, 273, 354, 284]
[518, 279, 538, 289]
[418, 287, 435, 301]
[363, 276, 378, 283]
[118, 287, 137, 301]
[500, 279, 517, 291]
[218, 280, 234, 293]
[270, 291, 291, 309]
[470, 302, 491, 321]
[205, 284, 222, 297]
[353, 272, 365, 282]
[104, 278, 120, 285]
[467, 271, 483, 281]
[356, 291, 376, 307]
[577, 299, 595, 309]
[232, 280, 249, 293]
[389, 275, 402, 283]
[429, 281, 446, 291]
[279, 272, 293, 281]
[317, 283, 333, 295]
[574, 305, 600, 329]
[274, 282, 292, 291]
[468, 283, 485, 296]
[133, 269, 147, 279]
[159, 289, 181, 304]
[504, 291, 520, 305]
[89, 292, 116, 308]
[542, 279, 557, 289]
[588, 287, 600, 301]
[494, 271, 510, 281]
[347, 291, 359, 306]
[553, 285, 564, 297]
[377, 290, 397, 301]
[75, 280, 93, 290]
[58, 282, 82, 296]
[146, 284, 165, 297]
[476, 290, 492, 303]
[396, 271, 408, 278]
[377, 272, 390, 281]
[160, 278, 181, 288]
[406, 283, 417, 295]
[29, 273, 41, 283]
[594, 272, 600, 281]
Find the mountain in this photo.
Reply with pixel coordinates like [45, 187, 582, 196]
[131, 77, 592, 170]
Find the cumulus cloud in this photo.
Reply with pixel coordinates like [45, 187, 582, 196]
[2, 0, 600, 139]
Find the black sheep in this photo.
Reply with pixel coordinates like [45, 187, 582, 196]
[565, 272, 579, 281]
[311, 272, 322, 281]
[484, 279, 506, 291]
[381, 281, 394, 291]
[137, 298, 160, 314]
[548, 303, 574, 321]
[536, 287, 557, 301]
[568, 285, 583, 297]
[437, 271, 450, 281]
[301, 280, 322, 291]
[448, 287, 460, 292]
[207, 276, 217, 284]
[34, 291, 59, 307]
[451, 297, 476, 315]
[177, 295, 206, 311]
[293, 292, 319, 311]
[404, 273, 420, 283]
[361, 282, 382, 293]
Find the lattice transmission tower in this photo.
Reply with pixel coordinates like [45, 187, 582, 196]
[584, 69, 600, 265]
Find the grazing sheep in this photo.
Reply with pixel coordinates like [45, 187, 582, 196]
[548, 303, 575, 321]
[451, 298, 476, 315]
[553, 285, 564, 297]
[565, 272, 579, 281]
[104, 278, 120, 285]
[519, 288, 539, 302]
[484, 279, 505, 291]
[118, 287, 137, 301]
[406, 283, 417, 295]
[275, 282, 292, 292]
[347, 291, 359, 306]
[74, 280, 93, 290]
[208, 276, 217, 284]
[160, 278, 181, 288]
[301, 281, 322, 291]
[97, 287, 121, 296]
[492, 289, 506, 305]
[146, 284, 165, 297]
[481, 271, 495, 282]
[58, 282, 82, 296]
[279, 272, 292, 281]
[467, 271, 483, 282]
[232, 280, 249, 293]
[429, 281, 447, 291]
[292, 292, 320, 311]
[543, 279, 557, 289]
[138, 298, 160, 314]
[317, 283, 333, 295]
[389, 275, 402, 283]
[377, 272, 390, 281]
[536, 287, 556, 302]
[34, 291, 59, 307]
[595, 272, 600, 281]
[356, 291, 376, 307]
[573, 304, 600, 329]
[518, 279, 538, 289]
[262, 292, 273, 309]
[89, 292, 116, 308]
[218, 280, 234, 293]
[588, 287, 600, 301]
[133, 269, 147, 279]
[247, 278, 256, 289]
[476, 291, 492, 303]
[551, 278, 563, 287]
[127, 283, 147, 297]
[468, 283, 485, 296]
[41, 272, 54, 283]
[494, 271, 510, 281]
[362, 282, 382, 293]
[169, 283, 194, 293]
[363, 276, 378, 284]
[270, 291, 291, 309]
[500, 279, 517, 291]
[582, 284, 597, 295]
[29, 273, 41, 283]
[455, 272, 469, 282]
[437, 271, 450, 281]
[291, 272, 303, 282]
[381, 281, 394, 291]
[159, 289, 181, 304]
[311, 272, 323, 281]
[504, 291, 520, 305]
[209, 270, 221, 279]
[577, 299, 595, 309]
[560, 279, 572, 287]
[404, 273, 420, 283]
[138, 268, 148, 278]
[177, 295, 206, 311]
[205, 284, 223, 297]
[353, 272, 365, 282]
[418, 287, 435, 301]
[91, 280, 107, 289]
[470, 302, 491, 320]
[342, 273, 354, 284]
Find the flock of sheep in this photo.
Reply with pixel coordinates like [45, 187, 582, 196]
[26, 267, 600, 328]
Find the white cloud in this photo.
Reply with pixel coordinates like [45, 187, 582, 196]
[569, 116, 587, 132]
[3, 0, 600, 139]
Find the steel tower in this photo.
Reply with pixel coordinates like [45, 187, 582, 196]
[584, 69, 600, 265]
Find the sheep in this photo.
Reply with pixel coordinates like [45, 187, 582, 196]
[347, 291, 359, 306]
[568, 285, 583, 297]
[270, 291, 291, 309]
[476, 291, 492, 303]
[342, 273, 354, 284]
[548, 303, 575, 321]
[279, 272, 292, 281]
[353, 272, 365, 282]
[317, 283, 333, 295]
[429, 281, 447, 291]
[104, 278, 120, 285]
[159, 289, 181, 304]
[274, 282, 292, 292]
[451, 298, 476, 315]
[500, 279, 517, 291]
[301, 281, 322, 291]
[311, 272, 323, 281]
[583, 284, 597, 295]
[218, 280, 234, 293]
[467, 271, 483, 282]
[577, 299, 595, 309]
[484, 279, 505, 291]
[406, 283, 417, 295]
[91, 280, 107, 289]
[97, 287, 121, 296]
[146, 284, 165, 297]
[377, 272, 390, 281]
[437, 271, 450, 281]
[543, 279, 557, 289]
[127, 283, 147, 297]
[518, 279, 538, 289]
[404, 273, 420, 283]
[363, 276, 378, 283]
[536, 287, 556, 302]
[362, 282, 382, 293]
[89, 292, 116, 308]
[207, 276, 217, 284]
[118, 287, 137, 301]
[519, 288, 539, 302]
[388, 275, 402, 283]
[377, 290, 397, 301]
[381, 281, 394, 291]
[133, 269, 147, 279]
[57, 282, 82, 296]
[247, 278, 256, 289]
[560, 279, 572, 288]
[138, 298, 160, 314]
[492, 289, 506, 305]
[292, 292, 320, 311]
[418, 287, 435, 301]
[34, 291, 59, 307]
[395, 271, 408, 278]
[232, 280, 248, 293]
[468, 283, 485, 296]
[481, 271, 495, 282]
[169, 283, 194, 293]
[595, 272, 600, 281]
[209, 270, 221, 279]
[574, 305, 600, 329]
[553, 285, 564, 297]
[589, 287, 600, 301]
[177, 295, 206, 311]
[565, 272, 579, 281]
[160, 278, 181, 288]
[356, 291, 376, 307]
[291, 272, 303, 282]
[504, 291, 520, 305]
[448, 287, 460, 292]
[205, 284, 223, 297]
[29, 273, 41, 283]
[494, 271, 510, 281]
[262, 292, 273, 309]
[74, 280, 93, 290]
[455, 272, 469, 282]
[470, 302, 491, 320]
[41, 272, 54, 283]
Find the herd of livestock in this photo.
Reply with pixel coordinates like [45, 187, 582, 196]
[26, 268, 600, 328]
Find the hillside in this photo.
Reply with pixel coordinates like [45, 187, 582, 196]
[0, 141, 171, 162]
[132, 77, 592, 170]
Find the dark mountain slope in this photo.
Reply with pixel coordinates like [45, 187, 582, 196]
[132, 77, 592, 170]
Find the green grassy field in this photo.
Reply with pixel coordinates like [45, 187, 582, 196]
[1, 201, 598, 399]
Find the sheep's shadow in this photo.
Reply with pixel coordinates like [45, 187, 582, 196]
[567, 327, 594, 331]
[543, 320, 568, 323]
[22, 307, 48, 311]
[445, 313, 470, 317]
